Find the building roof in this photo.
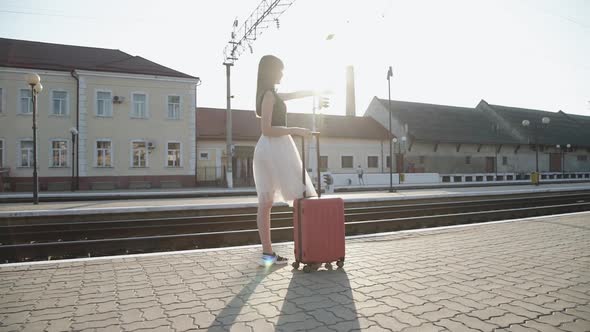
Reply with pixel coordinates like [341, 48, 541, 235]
[369, 97, 590, 147]
[374, 98, 521, 145]
[196, 108, 391, 141]
[563, 112, 590, 144]
[0, 38, 197, 79]
[481, 102, 590, 147]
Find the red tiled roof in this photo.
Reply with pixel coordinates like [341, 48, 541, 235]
[196, 107, 390, 141]
[0, 38, 197, 79]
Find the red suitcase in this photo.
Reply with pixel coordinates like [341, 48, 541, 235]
[292, 133, 345, 272]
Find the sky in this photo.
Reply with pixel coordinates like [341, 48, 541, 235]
[1, 0, 589, 117]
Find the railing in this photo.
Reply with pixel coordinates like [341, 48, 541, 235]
[195, 167, 254, 187]
[196, 167, 225, 186]
[0, 168, 10, 192]
[321, 171, 590, 187]
[441, 172, 590, 183]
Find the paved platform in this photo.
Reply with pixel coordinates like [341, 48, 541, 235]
[1, 212, 589, 331]
[1, 183, 590, 217]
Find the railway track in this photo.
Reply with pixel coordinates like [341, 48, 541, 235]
[1, 190, 589, 263]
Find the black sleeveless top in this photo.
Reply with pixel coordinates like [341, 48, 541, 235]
[270, 90, 287, 127]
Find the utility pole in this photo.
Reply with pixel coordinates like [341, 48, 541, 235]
[224, 62, 233, 188]
[222, 0, 296, 188]
[387, 66, 394, 193]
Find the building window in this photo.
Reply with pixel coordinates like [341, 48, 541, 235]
[419, 156, 425, 164]
[386, 156, 391, 168]
[502, 156, 508, 165]
[319, 156, 328, 171]
[0, 139, 4, 167]
[51, 91, 68, 116]
[132, 141, 148, 167]
[168, 142, 182, 167]
[167, 96, 181, 119]
[465, 156, 471, 164]
[341, 156, 353, 169]
[19, 140, 33, 167]
[132, 93, 147, 118]
[368, 156, 378, 168]
[20, 89, 32, 114]
[96, 91, 112, 117]
[50, 140, 68, 167]
[96, 140, 112, 167]
[198, 151, 209, 161]
[578, 155, 588, 162]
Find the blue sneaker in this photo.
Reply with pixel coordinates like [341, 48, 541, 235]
[259, 252, 288, 266]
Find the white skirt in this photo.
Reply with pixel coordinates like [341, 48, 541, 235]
[253, 134, 317, 207]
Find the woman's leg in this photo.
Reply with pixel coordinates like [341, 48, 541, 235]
[257, 194, 273, 254]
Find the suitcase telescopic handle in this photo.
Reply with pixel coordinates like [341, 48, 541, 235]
[301, 132, 321, 199]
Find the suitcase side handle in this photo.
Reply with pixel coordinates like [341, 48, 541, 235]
[301, 132, 321, 198]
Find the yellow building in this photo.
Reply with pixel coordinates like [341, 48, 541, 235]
[0, 38, 200, 191]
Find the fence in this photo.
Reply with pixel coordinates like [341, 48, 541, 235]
[196, 167, 225, 186]
[440, 172, 590, 183]
[320, 171, 590, 187]
[195, 166, 254, 187]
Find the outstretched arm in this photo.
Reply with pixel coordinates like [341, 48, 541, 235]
[278, 89, 332, 101]
[276, 90, 315, 101]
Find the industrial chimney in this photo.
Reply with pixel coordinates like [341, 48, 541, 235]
[345, 65, 356, 117]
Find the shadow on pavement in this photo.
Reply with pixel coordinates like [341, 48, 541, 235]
[276, 267, 360, 331]
[206, 264, 286, 331]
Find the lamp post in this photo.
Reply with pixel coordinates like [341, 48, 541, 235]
[392, 137, 398, 184]
[387, 66, 393, 193]
[556, 144, 570, 177]
[401, 136, 406, 178]
[221, 151, 228, 186]
[392, 136, 406, 184]
[25, 73, 42, 204]
[522, 117, 550, 185]
[559, 143, 571, 177]
[565, 144, 571, 176]
[69, 127, 78, 191]
[555, 144, 564, 179]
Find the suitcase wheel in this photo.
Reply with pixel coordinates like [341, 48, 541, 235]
[336, 260, 344, 268]
[292, 261, 300, 270]
[303, 265, 312, 273]
[325, 263, 333, 270]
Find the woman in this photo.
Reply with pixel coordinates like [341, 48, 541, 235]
[253, 55, 320, 266]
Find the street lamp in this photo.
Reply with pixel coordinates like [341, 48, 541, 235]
[556, 144, 561, 176]
[221, 151, 228, 186]
[562, 143, 571, 177]
[522, 116, 550, 185]
[387, 66, 394, 193]
[25, 73, 42, 204]
[69, 127, 78, 191]
[556, 143, 571, 177]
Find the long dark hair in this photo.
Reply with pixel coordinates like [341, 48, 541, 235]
[255, 55, 284, 117]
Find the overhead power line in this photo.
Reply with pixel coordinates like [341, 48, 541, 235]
[223, 0, 296, 64]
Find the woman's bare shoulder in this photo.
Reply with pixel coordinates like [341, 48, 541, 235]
[262, 90, 275, 102]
